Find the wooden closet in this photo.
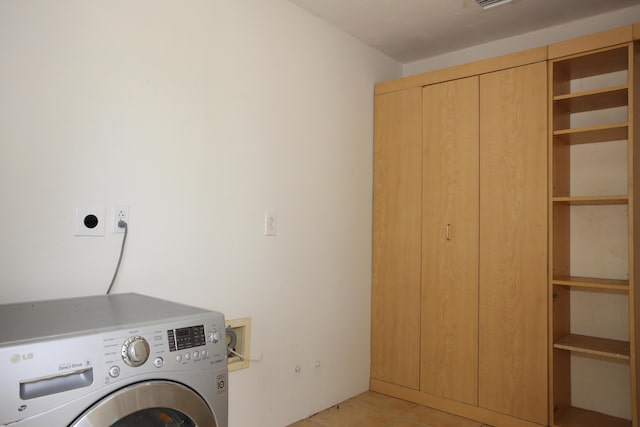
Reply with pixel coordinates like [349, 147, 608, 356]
[372, 50, 548, 427]
[372, 23, 640, 427]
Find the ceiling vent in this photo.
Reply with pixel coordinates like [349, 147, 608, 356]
[476, 0, 514, 9]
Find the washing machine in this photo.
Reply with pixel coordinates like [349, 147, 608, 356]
[0, 293, 228, 426]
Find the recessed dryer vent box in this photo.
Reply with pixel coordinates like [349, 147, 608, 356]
[225, 317, 251, 372]
[74, 208, 106, 236]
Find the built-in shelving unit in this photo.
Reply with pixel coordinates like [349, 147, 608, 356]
[549, 40, 637, 427]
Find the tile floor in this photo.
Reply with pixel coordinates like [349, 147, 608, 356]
[287, 391, 493, 427]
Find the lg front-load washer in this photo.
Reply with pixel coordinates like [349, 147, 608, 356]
[0, 293, 228, 427]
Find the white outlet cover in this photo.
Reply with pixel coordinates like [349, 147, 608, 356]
[112, 206, 129, 233]
[74, 208, 106, 236]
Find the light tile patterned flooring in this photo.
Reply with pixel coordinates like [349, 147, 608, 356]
[287, 391, 493, 427]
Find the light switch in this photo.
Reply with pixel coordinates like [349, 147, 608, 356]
[264, 212, 277, 236]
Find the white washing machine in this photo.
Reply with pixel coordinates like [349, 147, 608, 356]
[0, 293, 228, 426]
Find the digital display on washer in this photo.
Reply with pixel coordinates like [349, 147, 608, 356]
[167, 325, 205, 351]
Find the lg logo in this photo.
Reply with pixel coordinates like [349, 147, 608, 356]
[10, 353, 34, 363]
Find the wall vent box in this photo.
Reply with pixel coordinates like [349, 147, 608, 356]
[226, 317, 251, 372]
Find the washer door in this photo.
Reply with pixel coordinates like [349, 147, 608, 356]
[70, 381, 217, 427]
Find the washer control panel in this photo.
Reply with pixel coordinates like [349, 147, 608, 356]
[100, 315, 227, 385]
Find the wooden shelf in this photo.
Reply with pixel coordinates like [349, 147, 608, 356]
[552, 195, 628, 205]
[554, 405, 631, 427]
[552, 276, 629, 291]
[550, 33, 634, 427]
[553, 123, 628, 144]
[554, 334, 630, 360]
[554, 85, 628, 114]
[553, 46, 629, 88]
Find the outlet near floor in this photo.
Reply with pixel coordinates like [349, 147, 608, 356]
[225, 317, 251, 372]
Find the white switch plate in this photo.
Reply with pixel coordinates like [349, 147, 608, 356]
[264, 212, 277, 236]
[74, 208, 106, 236]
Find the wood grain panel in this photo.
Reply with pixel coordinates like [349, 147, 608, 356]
[371, 87, 422, 389]
[478, 62, 548, 424]
[553, 286, 572, 416]
[548, 25, 632, 60]
[375, 47, 547, 95]
[554, 334, 630, 359]
[631, 37, 639, 425]
[421, 77, 480, 405]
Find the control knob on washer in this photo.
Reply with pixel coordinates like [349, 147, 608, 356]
[122, 336, 150, 367]
[209, 329, 221, 343]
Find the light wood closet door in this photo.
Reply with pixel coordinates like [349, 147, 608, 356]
[478, 62, 548, 424]
[422, 76, 480, 405]
[372, 87, 422, 389]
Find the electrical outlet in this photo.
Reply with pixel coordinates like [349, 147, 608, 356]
[112, 206, 129, 233]
[74, 208, 106, 236]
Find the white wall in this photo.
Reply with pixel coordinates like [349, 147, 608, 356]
[404, 5, 640, 77]
[0, 1, 401, 426]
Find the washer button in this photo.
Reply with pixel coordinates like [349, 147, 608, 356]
[194, 351, 200, 359]
[109, 366, 121, 378]
[185, 352, 191, 361]
[202, 350, 207, 357]
[153, 357, 164, 368]
[176, 354, 183, 363]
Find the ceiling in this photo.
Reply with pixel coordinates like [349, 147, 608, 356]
[289, 0, 639, 63]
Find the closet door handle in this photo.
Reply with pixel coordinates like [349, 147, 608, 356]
[446, 224, 451, 241]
